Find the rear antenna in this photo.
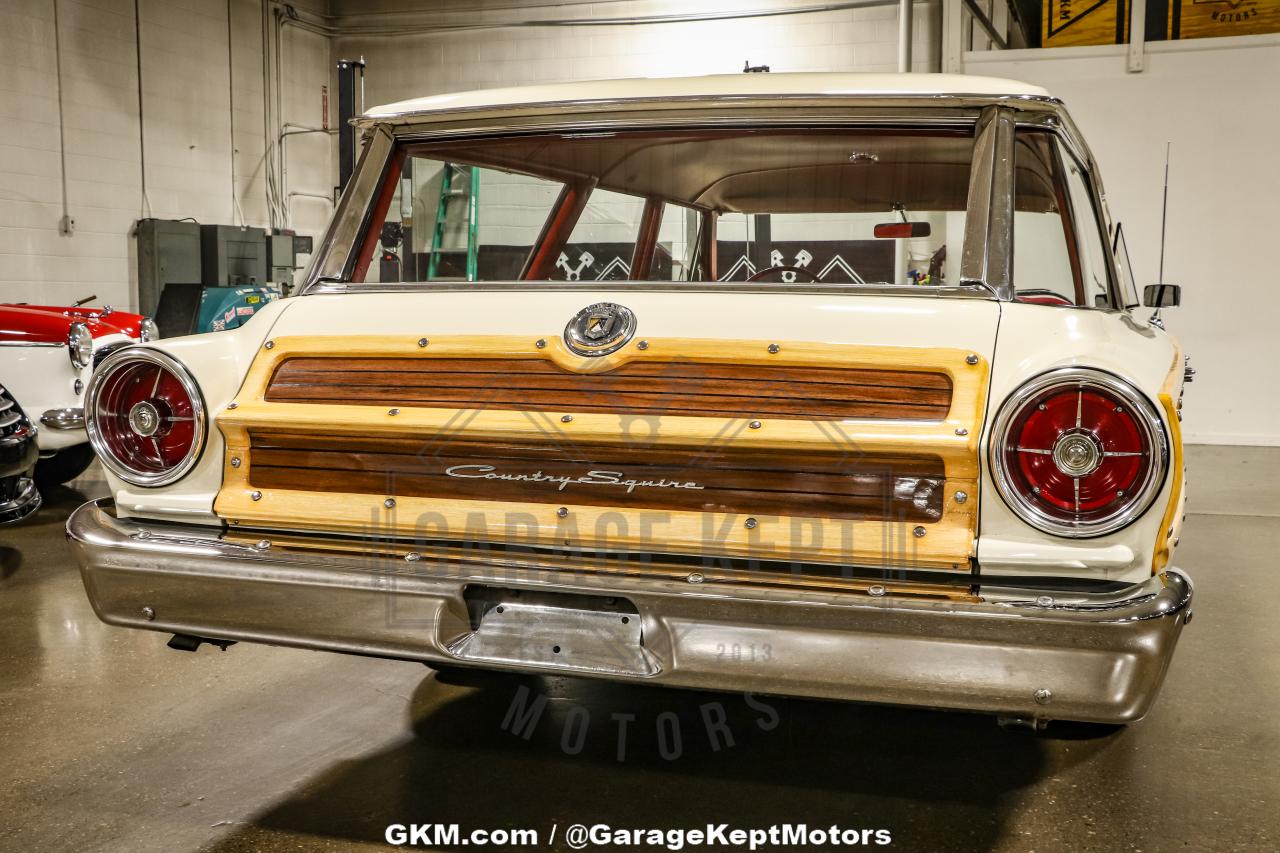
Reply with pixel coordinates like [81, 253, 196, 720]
[1151, 142, 1172, 330]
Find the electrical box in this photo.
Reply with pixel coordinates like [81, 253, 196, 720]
[266, 233, 300, 286]
[201, 225, 267, 287]
[136, 219, 202, 317]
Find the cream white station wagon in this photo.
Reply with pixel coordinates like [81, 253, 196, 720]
[70, 73, 1193, 728]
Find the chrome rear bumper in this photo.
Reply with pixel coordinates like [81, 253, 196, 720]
[68, 499, 1193, 724]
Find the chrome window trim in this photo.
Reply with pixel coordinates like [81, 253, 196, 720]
[84, 346, 208, 488]
[988, 367, 1170, 539]
[355, 91, 1066, 130]
[302, 98, 1107, 304]
[961, 106, 1016, 300]
[300, 124, 396, 292]
[301, 280, 996, 298]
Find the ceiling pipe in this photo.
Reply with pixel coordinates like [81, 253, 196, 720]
[897, 0, 913, 72]
[280, 0, 904, 38]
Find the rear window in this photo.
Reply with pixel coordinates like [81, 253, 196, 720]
[362, 128, 977, 287]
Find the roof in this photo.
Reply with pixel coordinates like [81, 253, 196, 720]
[363, 72, 1053, 122]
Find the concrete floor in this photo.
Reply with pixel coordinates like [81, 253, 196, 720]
[1, 447, 1277, 853]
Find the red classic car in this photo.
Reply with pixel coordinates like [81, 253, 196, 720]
[0, 301, 158, 486]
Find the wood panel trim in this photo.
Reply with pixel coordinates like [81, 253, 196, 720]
[217, 334, 989, 570]
[264, 356, 954, 421]
[1152, 344, 1184, 575]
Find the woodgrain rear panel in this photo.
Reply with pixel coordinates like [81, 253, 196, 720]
[265, 357, 953, 421]
[248, 430, 947, 522]
[216, 334, 989, 573]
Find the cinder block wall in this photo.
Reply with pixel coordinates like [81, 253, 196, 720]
[0, 0, 331, 309]
[333, 0, 940, 107]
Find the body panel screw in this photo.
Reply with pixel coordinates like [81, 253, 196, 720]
[767, 343, 780, 354]
[637, 340, 649, 350]
[388, 408, 399, 416]
[954, 490, 968, 503]
[557, 506, 569, 518]
[142, 606, 155, 621]
[868, 585, 886, 597]
[965, 353, 979, 365]
[561, 414, 573, 423]
[535, 339, 547, 349]
[1034, 688, 1053, 705]
[405, 552, 421, 562]
[250, 491, 262, 501]
[418, 338, 429, 348]
[748, 420, 762, 429]
[255, 539, 271, 550]
[913, 525, 927, 538]
[264, 340, 275, 350]
[955, 427, 969, 436]
[384, 498, 396, 509]
[230, 457, 241, 468]
[226, 402, 238, 410]
[1036, 595, 1054, 607]
[687, 572, 704, 584]
[745, 517, 758, 529]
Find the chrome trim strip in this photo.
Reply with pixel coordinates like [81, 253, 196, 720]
[0, 478, 41, 524]
[301, 280, 995, 298]
[0, 341, 63, 348]
[67, 498, 1194, 723]
[961, 106, 1015, 300]
[355, 91, 1065, 129]
[301, 125, 396, 291]
[84, 347, 207, 488]
[40, 407, 85, 430]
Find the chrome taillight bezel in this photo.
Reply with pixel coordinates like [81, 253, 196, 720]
[85, 346, 207, 487]
[988, 367, 1169, 538]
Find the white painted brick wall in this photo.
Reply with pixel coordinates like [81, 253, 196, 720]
[0, 0, 330, 310]
[337, 1, 940, 109]
[346, 0, 940, 279]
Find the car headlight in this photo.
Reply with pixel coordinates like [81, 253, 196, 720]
[988, 367, 1169, 538]
[68, 322, 93, 369]
[85, 348, 206, 487]
[140, 317, 160, 342]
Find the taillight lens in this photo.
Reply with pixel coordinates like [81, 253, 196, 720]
[990, 368, 1168, 538]
[85, 348, 206, 486]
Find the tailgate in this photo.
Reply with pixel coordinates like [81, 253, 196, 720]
[215, 290, 998, 584]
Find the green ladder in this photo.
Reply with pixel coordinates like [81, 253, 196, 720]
[426, 164, 480, 281]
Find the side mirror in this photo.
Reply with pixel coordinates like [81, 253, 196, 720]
[1143, 284, 1181, 308]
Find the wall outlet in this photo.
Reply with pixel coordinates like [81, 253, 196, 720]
[59, 214, 75, 236]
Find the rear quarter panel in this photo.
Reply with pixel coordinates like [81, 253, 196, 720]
[978, 303, 1182, 583]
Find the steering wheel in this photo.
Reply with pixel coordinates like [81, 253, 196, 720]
[745, 265, 820, 283]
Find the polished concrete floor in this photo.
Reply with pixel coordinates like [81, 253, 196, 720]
[1, 446, 1277, 853]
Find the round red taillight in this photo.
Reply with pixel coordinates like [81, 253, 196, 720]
[85, 348, 205, 486]
[990, 369, 1167, 537]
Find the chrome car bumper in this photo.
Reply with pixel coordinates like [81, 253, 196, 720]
[0, 477, 41, 525]
[68, 498, 1193, 724]
[40, 407, 85, 431]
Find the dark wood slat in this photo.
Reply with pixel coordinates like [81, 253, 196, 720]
[275, 357, 953, 390]
[252, 465, 938, 521]
[245, 430, 946, 522]
[249, 447, 930, 500]
[250, 431, 946, 478]
[265, 357, 953, 422]
[269, 373, 947, 407]
[264, 388, 947, 420]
